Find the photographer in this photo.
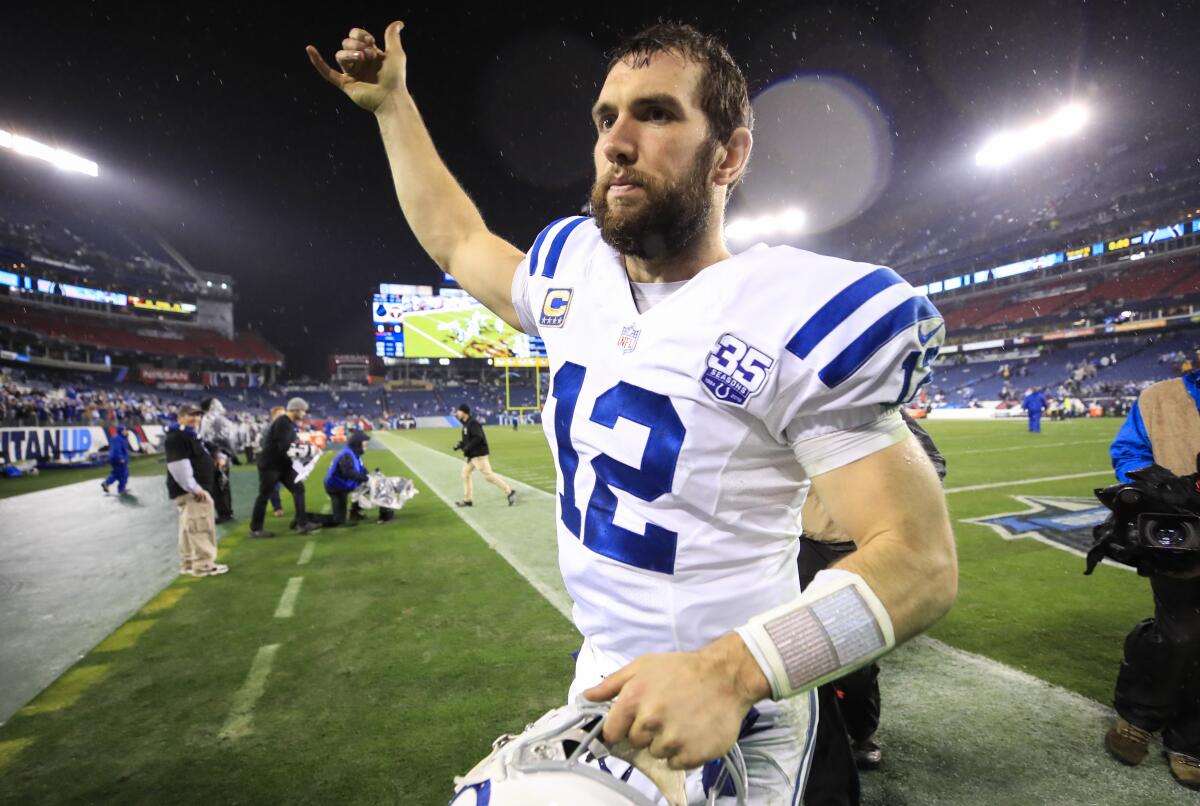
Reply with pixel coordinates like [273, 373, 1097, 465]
[1103, 368, 1200, 791]
[319, 430, 393, 526]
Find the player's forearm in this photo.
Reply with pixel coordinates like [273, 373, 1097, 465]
[832, 517, 957, 644]
[375, 95, 489, 270]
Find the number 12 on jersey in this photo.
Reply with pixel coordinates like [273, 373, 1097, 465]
[550, 362, 685, 574]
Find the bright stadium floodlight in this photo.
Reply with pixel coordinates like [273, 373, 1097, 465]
[974, 103, 1090, 168]
[0, 128, 99, 177]
[725, 208, 806, 242]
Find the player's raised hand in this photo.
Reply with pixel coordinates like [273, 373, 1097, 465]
[306, 22, 408, 113]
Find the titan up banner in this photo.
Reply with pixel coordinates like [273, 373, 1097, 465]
[0, 426, 111, 464]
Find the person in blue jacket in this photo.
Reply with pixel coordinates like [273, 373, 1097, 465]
[1022, 387, 1048, 433]
[322, 431, 393, 526]
[101, 424, 131, 494]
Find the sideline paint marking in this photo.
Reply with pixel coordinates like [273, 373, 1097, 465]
[218, 644, 280, 740]
[93, 620, 157, 653]
[297, 541, 315, 566]
[945, 470, 1112, 495]
[274, 577, 304, 618]
[139, 586, 189, 615]
[18, 665, 110, 716]
[964, 438, 1111, 455]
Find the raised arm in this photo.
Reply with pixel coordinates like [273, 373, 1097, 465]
[307, 22, 525, 328]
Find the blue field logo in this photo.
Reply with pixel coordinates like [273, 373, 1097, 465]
[539, 288, 573, 328]
[964, 495, 1119, 563]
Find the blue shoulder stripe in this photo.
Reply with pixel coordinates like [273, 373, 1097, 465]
[528, 216, 587, 276]
[818, 295, 942, 389]
[785, 267, 906, 359]
[540, 217, 589, 278]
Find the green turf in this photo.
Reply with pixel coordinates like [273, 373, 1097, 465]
[0, 417, 1165, 803]
[0, 454, 163, 500]
[0, 446, 579, 804]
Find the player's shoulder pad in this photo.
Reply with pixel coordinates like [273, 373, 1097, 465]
[758, 245, 944, 397]
[525, 216, 599, 280]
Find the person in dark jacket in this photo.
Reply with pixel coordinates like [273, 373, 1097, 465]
[101, 424, 131, 495]
[452, 404, 514, 508]
[249, 397, 319, 537]
[166, 404, 227, 577]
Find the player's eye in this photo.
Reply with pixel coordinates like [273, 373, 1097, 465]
[596, 114, 616, 132]
[646, 107, 673, 123]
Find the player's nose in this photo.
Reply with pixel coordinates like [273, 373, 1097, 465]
[601, 116, 638, 166]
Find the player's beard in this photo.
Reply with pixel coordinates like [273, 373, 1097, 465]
[591, 140, 717, 260]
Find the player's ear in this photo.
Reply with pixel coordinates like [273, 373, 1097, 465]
[713, 127, 752, 188]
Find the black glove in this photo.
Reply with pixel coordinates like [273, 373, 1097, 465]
[453, 441, 463, 452]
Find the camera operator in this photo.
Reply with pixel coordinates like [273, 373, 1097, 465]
[1103, 368, 1200, 791]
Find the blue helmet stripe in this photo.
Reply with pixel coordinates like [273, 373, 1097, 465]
[818, 295, 942, 389]
[785, 267, 906, 359]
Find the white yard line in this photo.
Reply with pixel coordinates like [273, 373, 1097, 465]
[945, 470, 1113, 494]
[273, 577, 304, 619]
[297, 541, 315, 566]
[963, 438, 1111, 455]
[218, 644, 280, 740]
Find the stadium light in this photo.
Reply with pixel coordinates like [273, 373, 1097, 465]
[725, 208, 806, 242]
[0, 128, 99, 177]
[974, 104, 1090, 167]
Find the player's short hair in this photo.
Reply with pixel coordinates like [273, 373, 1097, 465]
[607, 22, 753, 146]
[457, 404, 471, 415]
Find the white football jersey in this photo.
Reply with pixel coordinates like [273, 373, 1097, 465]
[511, 217, 943, 665]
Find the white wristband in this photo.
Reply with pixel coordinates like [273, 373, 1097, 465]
[735, 569, 895, 700]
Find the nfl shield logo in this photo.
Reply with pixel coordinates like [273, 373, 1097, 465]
[617, 324, 641, 353]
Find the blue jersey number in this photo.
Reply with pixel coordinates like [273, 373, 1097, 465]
[550, 362, 684, 574]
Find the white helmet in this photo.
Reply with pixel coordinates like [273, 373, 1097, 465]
[449, 700, 747, 806]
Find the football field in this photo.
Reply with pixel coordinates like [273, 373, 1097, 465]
[401, 308, 528, 359]
[0, 418, 1193, 805]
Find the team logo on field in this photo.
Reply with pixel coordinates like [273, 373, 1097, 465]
[964, 495, 1124, 566]
[701, 333, 775, 406]
[539, 288, 573, 328]
[618, 324, 641, 353]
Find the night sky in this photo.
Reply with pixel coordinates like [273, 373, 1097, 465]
[2, 1, 1197, 378]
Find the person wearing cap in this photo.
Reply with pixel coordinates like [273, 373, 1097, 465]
[101, 424, 131, 495]
[166, 404, 227, 577]
[452, 403, 515, 508]
[249, 397, 320, 537]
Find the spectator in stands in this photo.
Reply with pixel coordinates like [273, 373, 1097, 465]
[1104, 368, 1200, 791]
[101, 424, 131, 495]
[166, 404, 228, 577]
[249, 398, 320, 537]
[452, 404, 515, 508]
[1023, 387, 1048, 433]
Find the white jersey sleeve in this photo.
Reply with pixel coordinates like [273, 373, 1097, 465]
[510, 215, 592, 336]
[763, 265, 944, 476]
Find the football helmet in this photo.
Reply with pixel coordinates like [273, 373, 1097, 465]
[449, 700, 747, 806]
